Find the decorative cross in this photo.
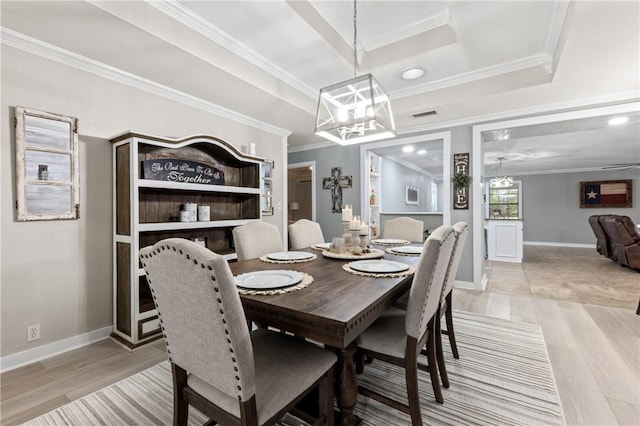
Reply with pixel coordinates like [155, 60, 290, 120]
[322, 167, 352, 213]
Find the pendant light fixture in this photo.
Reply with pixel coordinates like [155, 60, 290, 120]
[489, 157, 514, 188]
[314, 0, 396, 145]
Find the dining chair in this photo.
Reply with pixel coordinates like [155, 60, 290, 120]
[391, 222, 469, 389]
[356, 225, 456, 425]
[233, 220, 283, 261]
[139, 238, 336, 426]
[383, 217, 424, 242]
[288, 219, 325, 250]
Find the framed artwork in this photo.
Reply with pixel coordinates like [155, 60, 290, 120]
[262, 160, 274, 215]
[15, 106, 79, 221]
[580, 179, 632, 208]
[405, 185, 418, 205]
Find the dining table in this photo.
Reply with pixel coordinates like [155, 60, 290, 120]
[229, 245, 420, 426]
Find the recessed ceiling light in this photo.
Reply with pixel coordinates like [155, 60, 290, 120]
[417, 149, 427, 155]
[608, 116, 629, 126]
[402, 145, 414, 153]
[401, 67, 425, 81]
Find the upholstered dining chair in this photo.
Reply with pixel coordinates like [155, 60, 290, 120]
[233, 221, 283, 261]
[139, 238, 336, 426]
[288, 219, 325, 250]
[391, 222, 469, 389]
[383, 217, 424, 242]
[356, 225, 456, 425]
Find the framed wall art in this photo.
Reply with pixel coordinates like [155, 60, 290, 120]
[261, 159, 274, 215]
[15, 106, 79, 221]
[580, 179, 632, 208]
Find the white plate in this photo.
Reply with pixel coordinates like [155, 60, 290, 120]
[371, 238, 410, 245]
[348, 260, 410, 274]
[314, 242, 332, 250]
[235, 270, 303, 289]
[266, 251, 314, 261]
[391, 246, 423, 255]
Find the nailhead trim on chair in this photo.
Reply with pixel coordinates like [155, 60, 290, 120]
[141, 243, 245, 398]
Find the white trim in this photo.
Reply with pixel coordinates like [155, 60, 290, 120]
[524, 241, 596, 249]
[288, 140, 335, 153]
[288, 161, 317, 222]
[453, 280, 482, 291]
[0, 326, 113, 373]
[391, 53, 552, 99]
[364, 12, 451, 51]
[0, 28, 291, 138]
[148, 1, 317, 100]
[544, 1, 570, 61]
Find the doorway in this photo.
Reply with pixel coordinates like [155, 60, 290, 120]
[287, 161, 316, 223]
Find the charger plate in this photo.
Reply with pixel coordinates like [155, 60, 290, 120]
[371, 238, 410, 246]
[321, 248, 384, 260]
[260, 252, 317, 264]
[235, 271, 313, 295]
[386, 246, 423, 256]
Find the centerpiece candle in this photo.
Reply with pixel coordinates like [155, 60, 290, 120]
[350, 218, 360, 231]
[341, 205, 352, 222]
[359, 222, 369, 236]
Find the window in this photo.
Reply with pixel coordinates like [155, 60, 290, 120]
[488, 183, 520, 219]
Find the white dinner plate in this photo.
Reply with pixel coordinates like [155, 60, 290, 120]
[348, 260, 410, 274]
[235, 270, 303, 289]
[371, 238, 411, 245]
[314, 242, 332, 250]
[266, 251, 314, 261]
[390, 246, 423, 255]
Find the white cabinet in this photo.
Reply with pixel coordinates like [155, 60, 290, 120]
[486, 219, 523, 263]
[110, 132, 263, 348]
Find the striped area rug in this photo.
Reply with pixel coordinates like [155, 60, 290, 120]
[23, 311, 565, 426]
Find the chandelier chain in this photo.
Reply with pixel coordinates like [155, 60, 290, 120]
[353, 0, 358, 77]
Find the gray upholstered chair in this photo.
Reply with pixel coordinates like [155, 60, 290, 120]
[139, 238, 336, 426]
[288, 219, 325, 250]
[356, 225, 456, 425]
[233, 221, 283, 261]
[383, 217, 424, 242]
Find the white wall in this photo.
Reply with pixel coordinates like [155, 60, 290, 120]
[1, 46, 287, 360]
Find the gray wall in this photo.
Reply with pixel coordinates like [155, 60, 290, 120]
[380, 158, 440, 212]
[2, 46, 286, 358]
[517, 169, 639, 244]
[288, 145, 361, 241]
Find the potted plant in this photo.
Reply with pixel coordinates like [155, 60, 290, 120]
[451, 171, 472, 189]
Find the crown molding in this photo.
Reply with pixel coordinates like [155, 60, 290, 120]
[0, 28, 291, 138]
[503, 166, 639, 177]
[544, 0, 570, 59]
[391, 53, 552, 99]
[363, 12, 451, 52]
[287, 139, 335, 153]
[149, 1, 318, 100]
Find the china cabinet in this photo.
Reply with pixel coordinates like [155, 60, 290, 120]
[110, 132, 263, 347]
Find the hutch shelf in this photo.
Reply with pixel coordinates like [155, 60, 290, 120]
[110, 132, 263, 348]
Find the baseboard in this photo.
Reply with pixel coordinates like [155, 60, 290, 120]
[0, 326, 113, 373]
[454, 279, 483, 291]
[524, 241, 596, 249]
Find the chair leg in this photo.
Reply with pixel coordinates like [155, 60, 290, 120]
[171, 363, 189, 426]
[317, 369, 334, 426]
[405, 361, 423, 426]
[426, 331, 443, 404]
[435, 312, 449, 388]
[445, 293, 459, 359]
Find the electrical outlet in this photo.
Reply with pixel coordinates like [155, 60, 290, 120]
[27, 324, 40, 342]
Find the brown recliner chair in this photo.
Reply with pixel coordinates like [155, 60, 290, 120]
[588, 215, 610, 258]
[600, 215, 640, 271]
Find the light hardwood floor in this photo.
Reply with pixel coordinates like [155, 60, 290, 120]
[2, 245, 638, 425]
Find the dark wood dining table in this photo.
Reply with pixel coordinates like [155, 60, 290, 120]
[229, 247, 420, 426]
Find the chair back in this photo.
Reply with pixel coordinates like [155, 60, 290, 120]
[405, 225, 456, 341]
[441, 222, 469, 299]
[588, 215, 610, 257]
[233, 221, 283, 261]
[288, 219, 325, 250]
[140, 238, 256, 402]
[383, 217, 424, 242]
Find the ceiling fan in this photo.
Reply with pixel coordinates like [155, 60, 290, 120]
[601, 162, 640, 170]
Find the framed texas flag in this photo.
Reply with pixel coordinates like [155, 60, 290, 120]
[580, 179, 632, 208]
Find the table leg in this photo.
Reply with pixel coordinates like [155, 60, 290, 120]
[334, 342, 361, 426]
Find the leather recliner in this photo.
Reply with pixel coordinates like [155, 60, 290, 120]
[588, 215, 610, 258]
[599, 215, 640, 271]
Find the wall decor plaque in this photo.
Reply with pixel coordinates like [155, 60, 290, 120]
[580, 179, 632, 208]
[141, 159, 224, 185]
[453, 152, 470, 210]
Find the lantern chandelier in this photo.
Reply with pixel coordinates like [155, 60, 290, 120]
[489, 157, 514, 188]
[314, 0, 396, 145]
